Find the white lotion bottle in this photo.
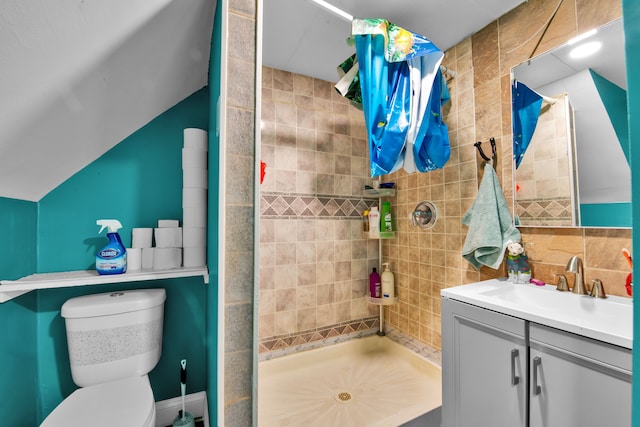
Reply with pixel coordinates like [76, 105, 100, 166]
[368, 206, 380, 238]
[381, 262, 395, 299]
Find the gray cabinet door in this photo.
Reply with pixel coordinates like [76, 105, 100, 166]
[529, 323, 632, 427]
[442, 298, 527, 427]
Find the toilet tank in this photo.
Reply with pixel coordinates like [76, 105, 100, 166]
[61, 288, 166, 387]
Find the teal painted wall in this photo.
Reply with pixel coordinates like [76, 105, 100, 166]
[580, 202, 632, 228]
[30, 88, 210, 421]
[623, 1, 640, 425]
[590, 69, 630, 163]
[206, 2, 222, 423]
[38, 88, 208, 273]
[0, 197, 38, 425]
[0, 197, 37, 279]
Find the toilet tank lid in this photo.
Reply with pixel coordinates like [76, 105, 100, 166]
[61, 288, 166, 318]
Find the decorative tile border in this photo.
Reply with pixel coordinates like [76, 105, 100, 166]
[259, 316, 379, 360]
[261, 192, 375, 219]
[516, 197, 573, 226]
[258, 320, 442, 367]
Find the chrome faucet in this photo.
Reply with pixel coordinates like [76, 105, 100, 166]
[565, 256, 588, 295]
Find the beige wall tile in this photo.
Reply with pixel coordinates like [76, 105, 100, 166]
[577, 0, 621, 32]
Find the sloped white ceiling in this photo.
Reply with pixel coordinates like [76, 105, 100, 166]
[263, 0, 526, 83]
[0, 0, 215, 201]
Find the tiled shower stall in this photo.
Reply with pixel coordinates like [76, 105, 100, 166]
[259, 67, 381, 353]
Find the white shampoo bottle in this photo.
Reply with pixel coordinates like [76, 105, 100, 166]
[381, 262, 395, 299]
[368, 206, 380, 238]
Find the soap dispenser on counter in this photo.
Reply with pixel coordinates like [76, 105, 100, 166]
[381, 263, 395, 299]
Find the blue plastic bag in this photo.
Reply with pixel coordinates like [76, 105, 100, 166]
[355, 34, 412, 177]
[352, 18, 449, 176]
[413, 70, 450, 172]
[512, 80, 543, 169]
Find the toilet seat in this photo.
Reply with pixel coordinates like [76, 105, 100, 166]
[40, 376, 155, 427]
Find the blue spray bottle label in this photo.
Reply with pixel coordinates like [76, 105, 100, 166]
[96, 220, 127, 275]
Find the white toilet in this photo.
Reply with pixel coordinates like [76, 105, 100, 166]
[41, 288, 166, 427]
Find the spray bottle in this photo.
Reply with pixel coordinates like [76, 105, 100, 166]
[96, 219, 127, 275]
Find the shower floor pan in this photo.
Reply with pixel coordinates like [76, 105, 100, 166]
[258, 336, 441, 427]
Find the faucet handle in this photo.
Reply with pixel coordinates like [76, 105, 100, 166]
[589, 279, 607, 298]
[554, 274, 569, 292]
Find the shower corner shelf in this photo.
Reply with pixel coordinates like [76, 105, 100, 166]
[363, 188, 396, 198]
[368, 297, 399, 305]
[364, 231, 395, 239]
[0, 266, 209, 303]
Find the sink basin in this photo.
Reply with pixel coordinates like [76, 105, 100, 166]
[441, 278, 633, 349]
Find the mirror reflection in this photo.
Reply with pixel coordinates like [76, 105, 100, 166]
[511, 18, 629, 228]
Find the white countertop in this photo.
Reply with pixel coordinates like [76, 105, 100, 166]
[441, 278, 633, 349]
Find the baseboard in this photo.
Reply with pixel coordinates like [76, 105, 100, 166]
[155, 391, 209, 427]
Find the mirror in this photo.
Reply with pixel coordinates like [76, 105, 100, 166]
[511, 18, 630, 228]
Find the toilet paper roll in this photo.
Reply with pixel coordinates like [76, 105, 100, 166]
[142, 248, 155, 269]
[183, 188, 207, 208]
[157, 219, 180, 228]
[153, 247, 182, 270]
[182, 147, 207, 170]
[183, 227, 207, 247]
[183, 206, 207, 228]
[183, 167, 208, 189]
[184, 128, 208, 151]
[127, 248, 142, 271]
[132, 228, 153, 248]
[183, 246, 206, 267]
[154, 227, 182, 248]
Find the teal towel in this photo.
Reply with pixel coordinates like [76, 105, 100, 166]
[462, 163, 521, 270]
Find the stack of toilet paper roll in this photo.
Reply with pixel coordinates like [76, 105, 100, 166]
[182, 128, 207, 267]
[129, 220, 183, 270]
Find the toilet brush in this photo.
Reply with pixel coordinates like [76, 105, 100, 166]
[173, 359, 196, 427]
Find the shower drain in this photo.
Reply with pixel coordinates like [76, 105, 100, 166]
[334, 391, 353, 403]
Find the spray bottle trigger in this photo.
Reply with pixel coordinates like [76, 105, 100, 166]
[96, 219, 123, 234]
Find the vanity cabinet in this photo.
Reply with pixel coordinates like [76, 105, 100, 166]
[529, 323, 631, 427]
[442, 298, 632, 427]
[442, 298, 527, 427]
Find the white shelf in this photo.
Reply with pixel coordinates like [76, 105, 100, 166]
[0, 267, 209, 303]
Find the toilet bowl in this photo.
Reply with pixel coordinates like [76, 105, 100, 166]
[41, 375, 155, 427]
